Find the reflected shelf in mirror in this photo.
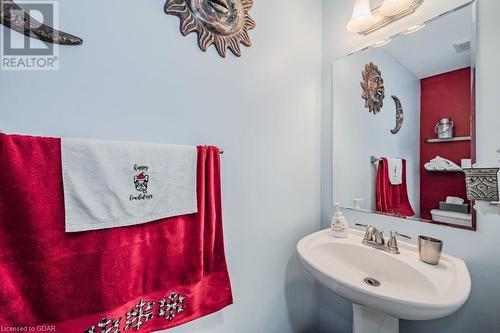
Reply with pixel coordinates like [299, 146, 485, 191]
[425, 136, 471, 143]
[341, 206, 475, 231]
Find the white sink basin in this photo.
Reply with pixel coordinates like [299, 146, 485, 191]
[297, 229, 471, 333]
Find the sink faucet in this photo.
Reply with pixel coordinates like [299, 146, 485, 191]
[355, 224, 411, 254]
[360, 224, 385, 245]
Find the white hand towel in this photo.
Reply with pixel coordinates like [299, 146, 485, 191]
[424, 162, 435, 171]
[61, 138, 198, 232]
[426, 156, 462, 171]
[387, 158, 403, 185]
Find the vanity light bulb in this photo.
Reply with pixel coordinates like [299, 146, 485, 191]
[346, 0, 375, 33]
[380, 0, 413, 17]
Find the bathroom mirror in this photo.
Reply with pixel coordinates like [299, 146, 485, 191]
[332, 2, 477, 230]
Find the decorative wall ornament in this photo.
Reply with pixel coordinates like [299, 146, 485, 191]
[390, 95, 404, 134]
[463, 168, 500, 202]
[0, 0, 83, 45]
[361, 62, 385, 114]
[164, 0, 255, 57]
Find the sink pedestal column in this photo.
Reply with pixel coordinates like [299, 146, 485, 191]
[352, 304, 399, 333]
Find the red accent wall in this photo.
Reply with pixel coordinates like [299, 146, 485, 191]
[420, 67, 471, 220]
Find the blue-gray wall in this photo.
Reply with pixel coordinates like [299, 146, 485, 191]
[321, 0, 500, 332]
[4, 0, 500, 332]
[0, 1, 322, 332]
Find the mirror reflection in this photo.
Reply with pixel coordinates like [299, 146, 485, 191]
[332, 3, 476, 230]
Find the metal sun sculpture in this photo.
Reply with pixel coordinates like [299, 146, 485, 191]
[361, 62, 385, 114]
[0, 0, 82, 45]
[165, 0, 256, 57]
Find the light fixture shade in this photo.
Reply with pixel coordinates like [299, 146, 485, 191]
[380, 0, 413, 17]
[347, 0, 375, 33]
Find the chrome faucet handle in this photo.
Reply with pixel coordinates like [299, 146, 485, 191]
[393, 230, 411, 240]
[387, 230, 411, 250]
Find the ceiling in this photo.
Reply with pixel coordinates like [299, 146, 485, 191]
[383, 4, 473, 79]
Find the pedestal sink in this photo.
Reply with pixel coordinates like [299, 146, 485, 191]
[297, 229, 471, 333]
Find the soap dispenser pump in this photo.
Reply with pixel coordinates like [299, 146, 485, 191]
[331, 203, 349, 238]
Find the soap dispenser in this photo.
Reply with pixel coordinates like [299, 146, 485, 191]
[331, 203, 349, 238]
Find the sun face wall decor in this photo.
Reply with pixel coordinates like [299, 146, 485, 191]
[361, 62, 385, 114]
[165, 0, 256, 58]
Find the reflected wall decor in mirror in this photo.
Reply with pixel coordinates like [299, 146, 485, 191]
[332, 1, 477, 230]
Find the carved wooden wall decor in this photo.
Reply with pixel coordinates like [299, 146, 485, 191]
[165, 0, 255, 57]
[390, 95, 404, 134]
[0, 0, 82, 45]
[361, 62, 385, 114]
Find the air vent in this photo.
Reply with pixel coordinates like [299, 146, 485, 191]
[453, 40, 471, 53]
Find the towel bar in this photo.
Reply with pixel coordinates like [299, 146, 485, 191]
[0, 131, 224, 154]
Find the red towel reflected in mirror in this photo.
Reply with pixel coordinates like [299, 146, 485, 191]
[376, 158, 415, 217]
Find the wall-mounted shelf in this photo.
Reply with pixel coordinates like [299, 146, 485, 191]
[425, 136, 471, 143]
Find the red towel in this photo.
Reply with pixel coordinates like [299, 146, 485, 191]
[376, 158, 415, 217]
[0, 133, 232, 332]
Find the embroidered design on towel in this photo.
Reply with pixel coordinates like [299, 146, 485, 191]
[130, 164, 153, 202]
[133, 164, 150, 194]
[84, 317, 121, 333]
[83, 292, 187, 332]
[124, 299, 155, 330]
[158, 291, 186, 321]
[134, 172, 149, 193]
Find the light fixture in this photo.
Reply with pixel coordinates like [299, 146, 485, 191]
[402, 23, 425, 35]
[380, 0, 413, 17]
[346, 0, 424, 35]
[372, 38, 392, 48]
[346, 0, 376, 33]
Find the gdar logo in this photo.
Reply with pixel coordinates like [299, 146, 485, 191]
[134, 172, 149, 193]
